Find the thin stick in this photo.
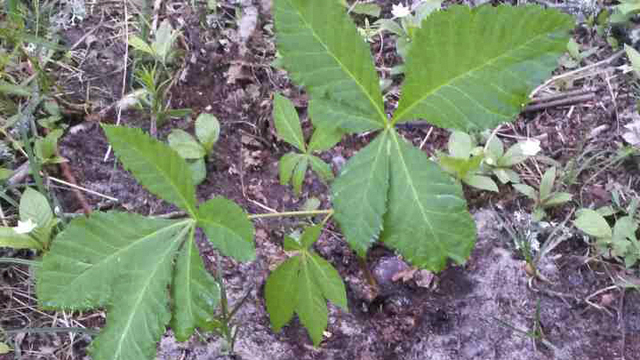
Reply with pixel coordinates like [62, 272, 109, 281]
[530, 50, 625, 97]
[523, 93, 595, 112]
[49, 176, 118, 202]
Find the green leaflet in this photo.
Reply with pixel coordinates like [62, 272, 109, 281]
[265, 225, 347, 346]
[273, 93, 306, 151]
[197, 197, 256, 262]
[331, 132, 390, 257]
[265, 256, 300, 331]
[171, 235, 220, 341]
[392, 5, 573, 130]
[274, 0, 386, 132]
[381, 130, 476, 271]
[36, 212, 192, 360]
[103, 125, 197, 215]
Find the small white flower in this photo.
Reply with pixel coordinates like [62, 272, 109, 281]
[14, 219, 37, 234]
[484, 157, 495, 165]
[520, 139, 541, 156]
[118, 89, 149, 111]
[392, 3, 411, 18]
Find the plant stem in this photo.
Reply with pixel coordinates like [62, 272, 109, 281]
[248, 209, 333, 220]
[359, 256, 378, 289]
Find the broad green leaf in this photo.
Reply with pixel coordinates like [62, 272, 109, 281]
[332, 132, 390, 257]
[308, 253, 347, 310]
[513, 183, 537, 200]
[279, 152, 304, 186]
[539, 166, 556, 200]
[463, 175, 499, 192]
[297, 260, 328, 346]
[349, 2, 381, 17]
[448, 131, 473, 159]
[188, 158, 206, 185]
[485, 135, 504, 159]
[543, 192, 572, 207]
[265, 256, 301, 331]
[574, 209, 612, 239]
[128, 35, 154, 55]
[0, 81, 30, 97]
[308, 127, 343, 153]
[0, 342, 10, 354]
[0, 227, 43, 250]
[35, 129, 62, 161]
[625, 44, 640, 77]
[292, 156, 309, 195]
[171, 236, 220, 341]
[309, 155, 334, 182]
[273, 94, 306, 151]
[37, 212, 191, 360]
[197, 198, 255, 261]
[152, 20, 176, 62]
[168, 129, 206, 159]
[393, 5, 573, 130]
[0, 168, 12, 180]
[300, 224, 322, 250]
[19, 188, 52, 227]
[439, 154, 482, 180]
[613, 216, 638, 243]
[274, 0, 386, 132]
[103, 125, 197, 215]
[266, 226, 347, 345]
[195, 113, 220, 152]
[381, 130, 476, 271]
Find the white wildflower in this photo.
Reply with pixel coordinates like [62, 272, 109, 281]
[118, 89, 148, 111]
[520, 139, 541, 156]
[392, 3, 411, 18]
[14, 219, 37, 234]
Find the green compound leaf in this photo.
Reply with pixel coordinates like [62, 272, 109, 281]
[36, 212, 192, 360]
[171, 236, 220, 342]
[273, 94, 306, 151]
[381, 130, 476, 271]
[197, 197, 255, 261]
[103, 125, 197, 215]
[393, 5, 573, 130]
[265, 226, 347, 346]
[331, 132, 390, 257]
[274, 0, 386, 132]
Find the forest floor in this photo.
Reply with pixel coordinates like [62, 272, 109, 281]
[1, 0, 640, 359]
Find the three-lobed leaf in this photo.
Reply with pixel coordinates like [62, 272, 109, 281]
[103, 125, 197, 215]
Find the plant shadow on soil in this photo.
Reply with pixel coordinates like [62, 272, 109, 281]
[2, 0, 640, 359]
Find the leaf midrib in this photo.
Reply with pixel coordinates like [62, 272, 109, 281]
[389, 130, 443, 256]
[112, 223, 191, 359]
[60, 218, 193, 297]
[391, 23, 566, 125]
[286, 0, 387, 126]
[125, 141, 197, 216]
